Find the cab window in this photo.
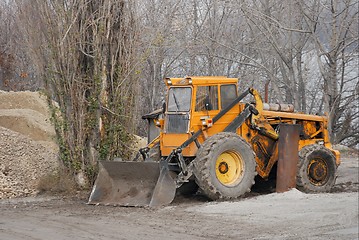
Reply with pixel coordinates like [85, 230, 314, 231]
[195, 86, 218, 111]
[220, 84, 237, 109]
[167, 87, 192, 112]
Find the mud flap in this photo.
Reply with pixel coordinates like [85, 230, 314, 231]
[88, 161, 176, 207]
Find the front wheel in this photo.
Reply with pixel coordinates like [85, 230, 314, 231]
[193, 132, 257, 200]
[297, 144, 337, 193]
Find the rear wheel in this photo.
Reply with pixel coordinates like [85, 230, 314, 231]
[193, 132, 256, 200]
[297, 144, 337, 193]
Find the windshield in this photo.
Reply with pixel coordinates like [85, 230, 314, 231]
[167, 87, 192, 112]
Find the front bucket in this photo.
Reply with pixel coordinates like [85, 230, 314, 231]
[88, 161, 176, 207]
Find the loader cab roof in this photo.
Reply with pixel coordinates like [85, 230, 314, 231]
[164, 76, 238, 87]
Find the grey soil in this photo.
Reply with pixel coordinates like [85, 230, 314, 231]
[0, 153, 357, 240]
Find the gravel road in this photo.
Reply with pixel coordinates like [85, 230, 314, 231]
[0, 154, 357, 240]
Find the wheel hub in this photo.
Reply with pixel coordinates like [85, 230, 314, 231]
[308, 159, 328, 184]
[215, 151, 244, 186]
[218, 162, 229, 174]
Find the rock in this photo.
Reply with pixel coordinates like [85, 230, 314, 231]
[0, 127, 59, 199]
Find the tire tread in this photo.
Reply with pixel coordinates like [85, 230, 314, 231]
[193, 132, 257, 200]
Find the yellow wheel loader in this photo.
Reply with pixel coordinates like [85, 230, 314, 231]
[88, 76, 340, 207]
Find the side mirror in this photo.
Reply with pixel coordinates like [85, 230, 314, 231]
[162, 102, 166, 113]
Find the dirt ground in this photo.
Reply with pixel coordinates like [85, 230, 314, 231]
[0, 152, 357, 240]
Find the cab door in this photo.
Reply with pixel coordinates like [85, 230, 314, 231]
[191, 84, 240, 143]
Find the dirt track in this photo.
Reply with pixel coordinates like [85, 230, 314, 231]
[0, 154, 357, 240]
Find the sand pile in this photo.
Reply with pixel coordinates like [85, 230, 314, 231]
[0, 91, 59, 199]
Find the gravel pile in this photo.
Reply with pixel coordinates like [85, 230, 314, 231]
[0, 127, 59, 199]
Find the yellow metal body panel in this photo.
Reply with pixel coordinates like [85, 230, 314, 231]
[157, 76, 340, 179]
[191, 105, 243, 142]
[160, 133, 198, 156]
[165, 76, 238, 86]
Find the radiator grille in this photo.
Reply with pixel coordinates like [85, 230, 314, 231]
[166, 114, 189, 133]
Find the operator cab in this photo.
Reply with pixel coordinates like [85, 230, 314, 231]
[161, 77, 241, 157]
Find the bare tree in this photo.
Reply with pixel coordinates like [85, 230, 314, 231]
[301, 0, 359, 145]
[0, 2, 39, 91]
[134, 0, 358, 147]
[15, 0, 140, 185]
